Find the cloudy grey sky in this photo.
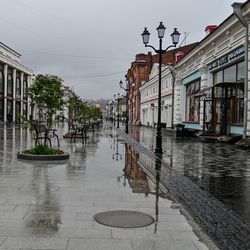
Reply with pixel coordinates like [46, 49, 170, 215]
[0, 0, 245, 100]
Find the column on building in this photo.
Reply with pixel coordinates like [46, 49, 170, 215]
[20, 72, 24, 117]
[27, 75, 32, 120]
[173, 73, 182, 124]
[199, 65, 208, 128]
[247, 23, 250, 137]
[12, 69, 16, 123]
[3, 64, 8, 124]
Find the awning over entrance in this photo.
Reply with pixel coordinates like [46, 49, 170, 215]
[213, 81, 240, 88]
[194, 86, 212, 97]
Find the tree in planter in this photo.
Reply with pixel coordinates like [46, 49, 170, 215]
[26, 74, 65, 149]
[16, 75, 70, 158]
[27, 74, 65, 129]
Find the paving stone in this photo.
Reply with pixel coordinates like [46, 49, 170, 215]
[112, 229, 173, 240]
[169, 231, 199, 241]
[56, 228, 112, 238]
[0, 237, 68, 249]
[67, 239, 133, 250]
[131, 239, 200, 250]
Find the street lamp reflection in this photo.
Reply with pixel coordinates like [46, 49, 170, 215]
[122, 144, 167, 233]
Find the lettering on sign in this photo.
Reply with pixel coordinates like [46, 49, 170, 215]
[208, 46, 245, 71]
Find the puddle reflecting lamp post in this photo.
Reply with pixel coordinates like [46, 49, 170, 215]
[111, 100, 115, 126]
[112, 138, 122, 161]
[114, 93, 120, 128]
[119, 80, 129, 134]
[232, 3, 248, 139]
[141, 23, 180, 155]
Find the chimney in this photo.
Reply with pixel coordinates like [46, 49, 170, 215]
[175, 51, 185, 63]
[205, 25, 217, 36]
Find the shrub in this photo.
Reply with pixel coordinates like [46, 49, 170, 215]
[27, 145, 63, 155]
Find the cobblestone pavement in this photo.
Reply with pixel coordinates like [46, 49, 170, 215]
[115, 125, 250, 250]
[0, 125, 208, 250]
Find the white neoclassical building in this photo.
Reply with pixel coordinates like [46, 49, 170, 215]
[140, 64, 174, 127]
[174, 1, 250, 136]
[0, 42, 33, 125]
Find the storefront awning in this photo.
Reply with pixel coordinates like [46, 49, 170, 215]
[194, 86, 212, 97]
[213, 82, 239, 88]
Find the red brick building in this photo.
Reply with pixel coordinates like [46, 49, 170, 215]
[125, 43, 198, 124]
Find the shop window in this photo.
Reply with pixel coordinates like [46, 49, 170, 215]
[237, 61, 244, 82]
[236, 83, 244, 123]
[7, 74, 13, 97]
[224, 64, 236, 82]
[0, 71, 3, 95]
[214, 70, 223, 84]
[186, 80, 200, 122]
[212, 61, 244, 124]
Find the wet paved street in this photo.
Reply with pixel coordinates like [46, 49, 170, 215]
[128, 125, 250, 226]
[0, 125, 208, 250]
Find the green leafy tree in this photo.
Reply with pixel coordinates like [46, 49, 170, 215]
[65, 91, 89, 123]
[27, 74, 65, 128]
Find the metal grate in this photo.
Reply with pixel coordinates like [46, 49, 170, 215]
[94, 210, 154, 228]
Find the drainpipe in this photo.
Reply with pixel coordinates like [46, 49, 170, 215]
[232, 2, 248, 139]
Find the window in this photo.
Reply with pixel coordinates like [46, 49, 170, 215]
[214, 70, 223, 84]
[0, 71, 3, 95]
[224, 64, 236, 82]
[213, 61, 244, 124]
[23, 79, 28, 99]
[237, 61, 244, 82]
[16, 77, 21, 98]
[186, 79, 200, 122]
[214, 61, 243, 84]
[0, 99, 3, 121]
[7, 74, 13, 97]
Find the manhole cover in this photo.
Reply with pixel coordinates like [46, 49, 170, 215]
[94, 210, 154, 228]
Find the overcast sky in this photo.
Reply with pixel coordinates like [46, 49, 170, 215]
[0, 0, 245, 100]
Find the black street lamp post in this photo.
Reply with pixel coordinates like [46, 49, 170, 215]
[141, 22, 180, 156]
[114, 93, 120, 128]
[119, 80, 129, 134]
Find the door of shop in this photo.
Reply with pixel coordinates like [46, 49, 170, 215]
[203, 82, 242, 136]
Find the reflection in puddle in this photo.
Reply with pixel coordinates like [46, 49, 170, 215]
[123, 144, 167, 233]
[25, 167, 61, 234]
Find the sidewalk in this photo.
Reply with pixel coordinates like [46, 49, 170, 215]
[0, 126, 210, 250]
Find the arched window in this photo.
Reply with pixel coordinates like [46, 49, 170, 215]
[0, 70, 4, 95]
[7, 73, 13, 97]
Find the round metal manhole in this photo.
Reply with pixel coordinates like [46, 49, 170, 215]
[94, 210, 154, 228]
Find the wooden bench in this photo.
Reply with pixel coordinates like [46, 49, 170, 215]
[34, 124, 60, 147]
